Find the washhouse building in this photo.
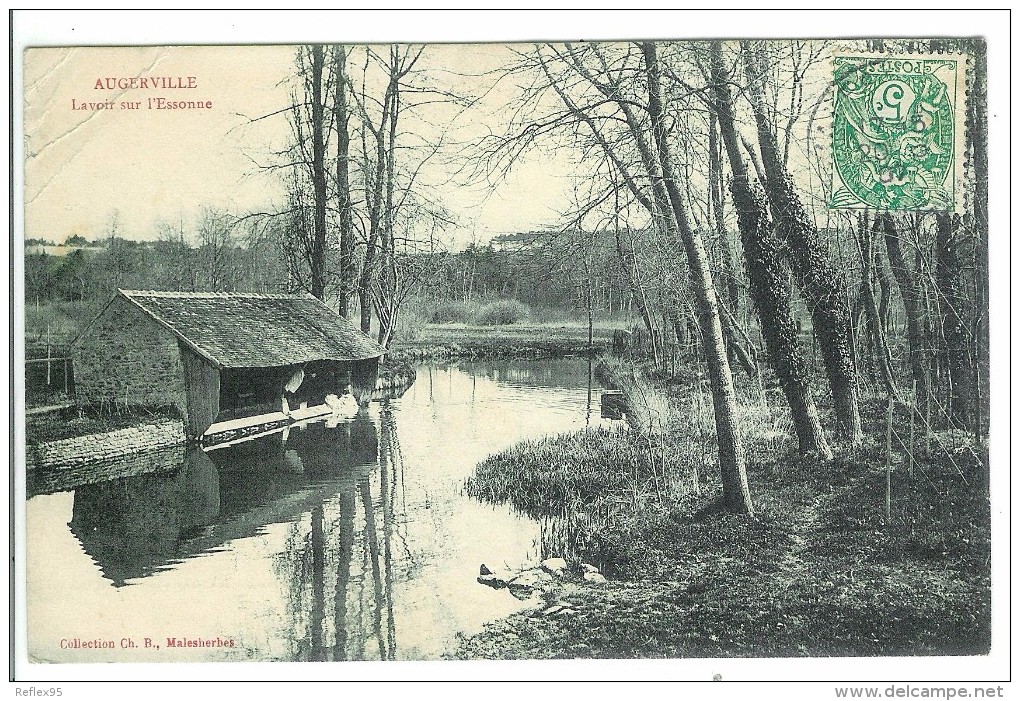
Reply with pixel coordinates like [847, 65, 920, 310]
[70, 290, 386, 439]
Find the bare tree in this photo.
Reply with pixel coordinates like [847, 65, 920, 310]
[642, 41, 753, 512]
[307, 45, 329, 301]
[194, 207, 238, 292]
[333, 45, 357, 319]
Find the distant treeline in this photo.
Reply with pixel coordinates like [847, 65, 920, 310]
[24, 224, 643, 321]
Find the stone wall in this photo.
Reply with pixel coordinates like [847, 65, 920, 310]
[27, 440, 188, 498]
[26, 420, 186, 471]
[72, 295, 188, 415]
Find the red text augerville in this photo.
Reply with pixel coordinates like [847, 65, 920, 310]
[94, 76, 198, 90]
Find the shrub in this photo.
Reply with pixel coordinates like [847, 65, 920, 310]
[429, 300, 478, 324]
[475, 299, 530, 326]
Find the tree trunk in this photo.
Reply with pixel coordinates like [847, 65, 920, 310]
[882, 213, 930, 411]
[935, 212, 973, 429]
[308, 45, 328, 301]
[741, 41, 863, 445]
[717, 301, 759, 381]
[359, 66, 392, 336]
[377, 62, 400, 347]
[875, 238, 893, 337]
[858, 212, 901, 401]
[334, 46, 356, 319]
[359, 241, 376, 335]
[707, 111, 741, 315]
[643, 42, 753, 513]
[710, 41, 831, 459]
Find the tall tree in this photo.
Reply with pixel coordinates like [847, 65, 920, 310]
[709, 41, 831, 459]
[883, 212, 931, 411]
[307, 45, 328, 301]
[856, 212, 901, 401]
[642, 41, 753, 513]
[935, 212, 973, 429]
[741, 40, 863, 445]
[333, 45, 356, 319]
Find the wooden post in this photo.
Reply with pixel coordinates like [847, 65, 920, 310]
[885, 395, 893, 523]
[46, 322, 52, 386]
[925, 370, 932, 454]
[908, 380, 916, 478]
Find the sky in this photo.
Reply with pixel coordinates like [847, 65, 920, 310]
[17, 10, 1008, 255]
[23, 42, 576, 248]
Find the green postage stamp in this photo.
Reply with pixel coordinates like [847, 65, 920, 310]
[830, 53, 968, 212]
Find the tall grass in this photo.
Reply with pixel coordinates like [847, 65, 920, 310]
[467, 427, 643, 515]
[466, 420, 711, 577]
[595, 356, 675, 435]
[429, 299, 481, 324]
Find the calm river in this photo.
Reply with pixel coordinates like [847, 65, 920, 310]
[26, 358, 617, 662]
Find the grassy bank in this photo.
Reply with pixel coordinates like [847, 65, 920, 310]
[390, 322, 618, 360]
[454, 371, 990, 659]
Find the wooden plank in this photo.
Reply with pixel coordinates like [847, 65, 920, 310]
[204, 403, 332, 437]
[180, 344, 220, 438]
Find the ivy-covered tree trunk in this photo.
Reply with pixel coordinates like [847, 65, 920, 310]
[643, 42, 754, 513]
[741, 41, 863, 445]
[710, 41, 831, 459]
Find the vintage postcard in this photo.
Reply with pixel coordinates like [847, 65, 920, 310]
[13, 10, 1008, 690]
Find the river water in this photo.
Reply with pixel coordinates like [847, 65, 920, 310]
[26, 358, 618, 662]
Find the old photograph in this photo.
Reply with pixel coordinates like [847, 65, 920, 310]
[13, 10, 1007, 688]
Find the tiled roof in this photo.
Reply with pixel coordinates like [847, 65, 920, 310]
[116, 290, 385, 369]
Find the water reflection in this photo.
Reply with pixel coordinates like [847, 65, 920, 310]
[68, 449, 220, 586]
[457, 358, 596, 390]
[62, 411, 380, 590]
[27, 359, 619, 662]
[277, 406, 411, 661]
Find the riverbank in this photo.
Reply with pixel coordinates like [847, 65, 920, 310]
[453, 380, 990, 659]
[390, 322, 615, 360]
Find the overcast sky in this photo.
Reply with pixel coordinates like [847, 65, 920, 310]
[19, 10, 1007, 254]
[23, 42, 576, 248]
